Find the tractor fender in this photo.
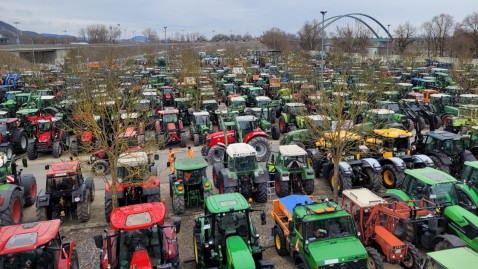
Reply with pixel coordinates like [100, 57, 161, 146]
[383, 189, 413, 204]
[338, 161, 354, 175]
[142, 186, 160, 196]
[381, 157, 407, 171]
[361, 158, 382, 172]
[412, 154, 435, 167]
[462, 150, 477, 162]
[105, 189, 124, 200]
[254, 166, 270, 184]
[84, 177, 94, 191]
[222, 169, 238, 188]
[71, 184, 87, 203]
[0, 184, 23, 211]
[243, 131, 269, 143]
[431, 153, 453, 166]
[35, 189, 50, 207]
[432, 234, 466, 248]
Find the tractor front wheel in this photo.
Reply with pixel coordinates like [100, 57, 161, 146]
[27, 143, 38, 160]
[173, 193, 185, 215]
[193, 133, 200, 146]
[0, 189, 23, 225]
[21, 175, 37, 207]
[77, 191, 91, 222]
[271, 124, 280, 140]
[402, 242, 421, 269]
[366, 247, 384, 269]
[70, 250, 79, 269]
[273, 227, 289, 256]
[180, 132, 188, 148]
[254, 182, 268, 203]
[52, 141, 62, 158]
[92, 160, 110, 176]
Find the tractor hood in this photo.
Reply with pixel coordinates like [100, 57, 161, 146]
[81, 131, 93, 142]
[226, 235, 256, 269]
[307, 237, 367, 267]
[129, 249, 153, 269]
[38, 132, 51, 143]
[167, 122, 176, 131]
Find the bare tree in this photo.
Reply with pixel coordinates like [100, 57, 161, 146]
[331, 23, 371, 54]
[143, 28, 159, 43]
[298, 19, 322, 50]
[393, 21, 417, 54]
[108, 25, 122, 43]
[458, 12, 478, 57]
[260, 27, 292, 51]
[421, 21, 435, 57]
[79, 24, 109, 43]
[427, 14, 455, 56]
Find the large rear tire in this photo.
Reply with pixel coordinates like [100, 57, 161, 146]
[77, 191, 91, 222]
[248, 136, 271, 162]
[271, 124, 281, 140]
[207, 145, 225, 164]
[14, 131, 29, 153]
[365, 168, 385, 195]
[92, 159, 110, 176]
[273, 227, 289, 256]
[0, 189, 23, 225]
[27, 143, 38, 160]
[180, 132, 188, 148]
[173, 193, 185, 215]
[21, 175, 37, 207]
[382, 164, 403, 189]
[193, 133, 200, 146]
[147, 193, 161, 203]
[254, 182, 268, 203]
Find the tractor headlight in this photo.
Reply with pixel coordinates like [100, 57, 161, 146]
[90, 156, 96, 162]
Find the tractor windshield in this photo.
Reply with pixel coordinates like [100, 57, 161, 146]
[38, 121, 51, 133]
[383, 137, 409, 153]
[0, 248, 52, 269]
[46, 175, 78, 193]
[176, 168, 205, 185]
[162, 114, 178, 123]
[256, 100, 270, 108]
[232, 100, 245, 109]
[385, 103, 400, 113]
[195, 115, 210, 125]
[0, 124, 7, 135]
[305, 216, 355, 242]
[250, 88, 262, 96]
[117, 165, 149, 182]
[284, 155, 307, 169]
[289, 106, 305, 115]
[443, 138, 465, 155]
[427, 183, 458, 206]
[230, 156, 256, 172]
[163, 88, 173, 95]
[176, 102, 188, 111]
[215, 210, 250, 239]
[201, 102, 218, 111]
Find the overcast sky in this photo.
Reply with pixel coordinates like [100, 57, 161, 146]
[3, 0, 476, 38]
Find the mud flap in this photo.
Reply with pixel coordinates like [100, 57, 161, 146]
[36, 189, 50, 207]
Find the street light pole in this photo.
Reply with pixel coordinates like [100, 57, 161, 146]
[320, 11, 327, 90]
[386, 24, 390, 61]
[27, 38, 35, 65]
[13, 21, 20, 45]
[164, 26, 168, 69]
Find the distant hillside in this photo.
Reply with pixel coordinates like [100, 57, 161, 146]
[0, 21, 75, 44]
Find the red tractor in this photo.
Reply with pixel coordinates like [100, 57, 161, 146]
[161, 86, 175, 106]
[94, 202, 180, 269]
[36, 160, 95, 222]
[26, 115, 66, 160]
[89, 127, 142, 176]
[69, 114, 99, 156]
[0, 219, 79, 268]
[201, 115, 271, 164]
[104, 151, 160, 222]
[156, 109, 187, 148]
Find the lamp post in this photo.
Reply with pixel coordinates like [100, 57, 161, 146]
[164, 26, 168, 69]
[320, 11, 327, 89]
[27, 38, 35, 65]
[13, 21, 20, 45]
[386, 24, 390, 61]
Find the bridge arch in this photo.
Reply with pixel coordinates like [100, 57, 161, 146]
[320, 13, 393, 39]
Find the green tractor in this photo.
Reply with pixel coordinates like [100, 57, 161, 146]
[193, 193, 274, 269]
[245, 107, 280, 140]
[383, 167, 478, 251]
[212, 143, 269, 203]
[0, 154, 37, 226]
[200, 99, 219, 125]
[168, 157, 213, 215]
[271, 195, 378, 269]
[268, 145, 315, 197]
[229, 96, 246, 114]
[422, 247, 478, 269]
[173, 97, 191, 125]
[242, 86, 264, 107]
[357, 109, 407, 133]
[255, 96, 272, 108]
[278, 102, 307, 134]
[189, 111, 213, 146]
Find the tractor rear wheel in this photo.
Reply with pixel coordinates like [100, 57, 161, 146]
[365, 169, 385, 195]
[77, 191, 91, 222]
[429, 156, 450, 174]
[329, 172, 352, 195]
[36, 206, 48, 221]
[193, 233, 203, 269]
[14, 131, 28, 153]
[304, 180, 314, 195]
[105, 198, 112, 223]
[404, 119, 414, 132]
[173, 193, 185, 215]
[402, 242, 421, 269]
[366, 247, 384, 269]
[21, 175, 37, 207]
[271, 124, 280, 140]
[92, 159, 110, 176]
[193, 133, 200, 146]
[70, 141, 79, 156]
[212, 164, 223, 188]
[254, 182, 268, 203]
[248, 136, 270, 162]
[273, 227, 289, 256]
[275, 173, 290, 198]
[207, 145, 225, 164]
[278, 116, 287, 133]
[147, 193, 161, 203]
[394, 218, 415, 243]
[382, 164, 403, 189]
[0, 189, 23, 225]
[434, 240, 452, 251]
[180, 132, 188, 148]
[27, 143, 37, 160]
[52, 141, 62, 158]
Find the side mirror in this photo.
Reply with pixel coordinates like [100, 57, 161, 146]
[174, 218, 181, 233]
[260, 211, 266, 225]
[93, 234, 103, 249]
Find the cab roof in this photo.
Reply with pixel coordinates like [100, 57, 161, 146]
[369, 109, 394, 115]
[0, 220, 61, 255]
[118, 151, 148, 167]
[230, 96, 245, 102]
[158, 109, 179, 115]
[175, 157, 208, 171]
[404, 167, 457, 185]
[110, 202, 166, 231]
[285, 102, 305, 107]
[279, 145, 307, 157]
[226, 143, 256, 158]
[373, 128, 412, 138]
[47, 161, 79, 176]
[193, 111, 209, 116]
[0, 118, 19, 124]
[205, 193, 250, 214]
[427, 247, 478, 269]
[255, 96, 271, 101]
[426, 130, 463, 140]
[342, 188, 385, 208]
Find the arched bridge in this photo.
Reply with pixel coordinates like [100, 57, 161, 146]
[320, 13, 393, 39]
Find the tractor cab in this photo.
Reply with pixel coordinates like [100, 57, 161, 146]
[117, 127, 140, 150]
[45, 161, 82, 194]
[230, 96, 246, 114]
[226, 143, 258, 172]
[95, 202, 180, 269]
[255, 96, 271, 108]
[458, 94, 478, 105]
[235, 116, 260, 139]
[420, 131, 466, 157]
[304, 115, 331, 131]
[395, 82, 413, 97]
[371, 128, 412, 157]
[429, 93, 452, 113]
[161, 86, 175, 106]
[116, 152, 150, 183]
[383, 91, 401, 102]
[0, 220, 78, 269]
